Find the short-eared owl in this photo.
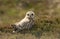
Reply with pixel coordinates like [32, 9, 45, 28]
[11, 11, 35, 32]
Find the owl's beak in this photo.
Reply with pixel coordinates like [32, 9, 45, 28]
[30, 16, 31, 18]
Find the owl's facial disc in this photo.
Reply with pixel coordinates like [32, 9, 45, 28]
[25, 11, 35, 19]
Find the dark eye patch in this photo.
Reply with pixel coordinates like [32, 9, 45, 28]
[31, 14, 33, 16]
[27, 14, 29, 16]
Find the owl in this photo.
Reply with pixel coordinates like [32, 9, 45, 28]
[11, 11, 35, 32]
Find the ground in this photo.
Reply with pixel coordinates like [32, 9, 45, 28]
[0, 31, 60, 39]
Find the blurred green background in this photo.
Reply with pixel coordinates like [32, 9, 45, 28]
[0, 0, 60, 32]
[0, 0, 60, 39]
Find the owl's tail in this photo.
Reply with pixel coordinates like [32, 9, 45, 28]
[11, 24, 18, 31]
[11, 24, 16, 28]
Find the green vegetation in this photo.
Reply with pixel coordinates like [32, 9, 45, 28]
[0, 0, 60, 32]
[0, 0, 60, 39]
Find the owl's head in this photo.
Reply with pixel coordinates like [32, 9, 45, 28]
[25, 11, 35, 19]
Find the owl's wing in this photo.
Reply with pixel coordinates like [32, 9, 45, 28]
[14, 21, 29, 30]
[11, 18, 30, 30]
[19, 21, 29, 29]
